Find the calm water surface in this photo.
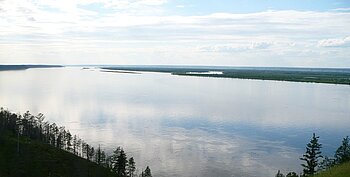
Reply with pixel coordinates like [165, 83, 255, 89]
[0, 67, 349, 177]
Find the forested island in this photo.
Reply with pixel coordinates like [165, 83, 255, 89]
[0, 108, 152, 177]
[100, 66, 350, 85]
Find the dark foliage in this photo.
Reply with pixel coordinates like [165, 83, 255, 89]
[277, 134, 350, 177]
[127, 157, 136, 177]
[300, 133, 323, 176]
[0, 65, 63, 71]
[140, 166, 152, 177]
[286, 172, 298, 177]
[0, 108, 151, 177]
[319, 156, 336, 172]
[101, 66, 350, 85]
[275, 170, 284, 177]
[334, 136, 350, 164]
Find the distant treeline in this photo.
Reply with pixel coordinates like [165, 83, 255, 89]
[175, 70, 350, 85]
[101, 66, 350, 85]
[0, 108, 151, 177]
[0, 65, 63, 71]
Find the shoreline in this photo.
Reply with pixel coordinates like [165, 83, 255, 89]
[101, 66, 350, 85]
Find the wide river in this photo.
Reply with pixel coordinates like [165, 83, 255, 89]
[0, 67, 349, 177]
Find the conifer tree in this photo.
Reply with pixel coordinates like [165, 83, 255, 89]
[286, 172, 298, 177]
[127, 157, 136, 177]
[88, 147, 95, 161]
[100, 150, 107, 166]
[96, 145, 102, 164]
[111, 147, 128, 176]
[300, 133, 322, 176]
[144, 166, 152, 177]
[0, 108, 144, 177]
[111, 147, 121, 173]
[66, 131, 72, 151]
[116, 149, 127, 177]
[334, 136, 350, 164]
[275, 170, 284, 177]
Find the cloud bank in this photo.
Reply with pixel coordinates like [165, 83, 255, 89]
[318, 36, 350, 47]
[0, 0, 349, 67]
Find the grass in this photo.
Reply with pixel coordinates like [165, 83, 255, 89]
[0, 132, 116, 177]
[314, 161, 350, 177]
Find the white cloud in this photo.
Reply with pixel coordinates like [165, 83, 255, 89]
[0, 0, 350, 66]
[176, 5, 185, 8]
[102, 0, 167, 11]
[318, 36, 350, 47]
[135, 0, 167, 6]
[198, 41, 273, 53]
[332, 7, 350, 12]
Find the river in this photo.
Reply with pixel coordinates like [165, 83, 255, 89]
[0, 67, 349, 177]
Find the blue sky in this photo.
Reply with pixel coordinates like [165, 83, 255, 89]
[165, 0, 350, 14]
[80, 0, 350, 14]
[0, 0, 350, 67]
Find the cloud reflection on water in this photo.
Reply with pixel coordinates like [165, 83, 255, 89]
[0, 68, 349, 176]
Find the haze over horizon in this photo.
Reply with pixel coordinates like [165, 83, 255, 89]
[1, 0, 350, 67]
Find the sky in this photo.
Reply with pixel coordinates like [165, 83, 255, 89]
[0, 0, 350, 67]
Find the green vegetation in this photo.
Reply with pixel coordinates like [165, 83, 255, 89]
[1, 107, 349, 177]
[0, 132, 116, 177]
[334, 136, 350, 164]
[300, 133, 323, 175]
[314, 161, 350, 177]
[276, 133, 350, 177]
[0, 108, 152, 177]
[100, 66, 350, 85]
[2, 65, 349, 85]
[176, 70, 350, 85]
[277, 162, 350, 177]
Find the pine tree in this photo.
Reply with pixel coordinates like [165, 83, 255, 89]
[275, 170, 284, 177]
[100, 150, 107, 167]
[286, 172, 298, 177]
[88, 146, 95, 161]
[66, 131, 72, 151]
[111, 147, 122, 173]
[96, 145, 102, 165]
[111, 147, 127, 177]
[144, 166, 152, 177]
[334, 136, 350, 164]
[300, 133, 322, 176]
[127, 157, 136, 177]
[116, 149, 127, 177]
[73, 135, 78, 155]
[0, 108, 145, 177]
[106, 155, 114, 170]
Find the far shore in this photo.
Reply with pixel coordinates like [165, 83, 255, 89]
[101, 66, 350, 85]
[0, 64, 63, 71]
[1, 65, 349, 85]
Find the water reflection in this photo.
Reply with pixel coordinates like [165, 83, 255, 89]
[0, 68, 349, 177]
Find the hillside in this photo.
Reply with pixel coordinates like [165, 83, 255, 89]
[0, 132, 117, 177]
[315, 161, 350, 177]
